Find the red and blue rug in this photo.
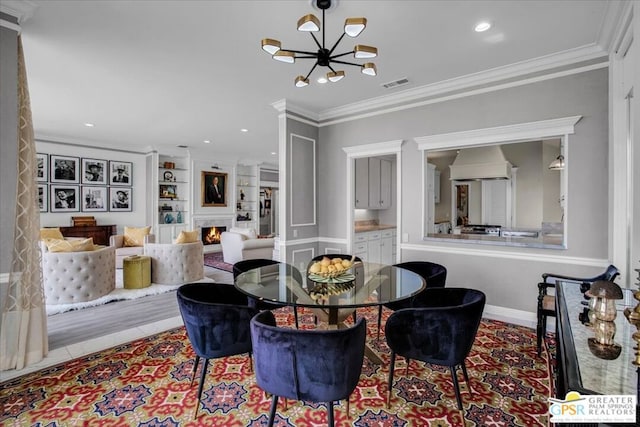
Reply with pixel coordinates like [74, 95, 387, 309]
[203, 251, 233, 273]
[1, 306, 552, 426]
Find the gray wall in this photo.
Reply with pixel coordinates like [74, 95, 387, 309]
[316, 68, 609, 315]
[0, 23, 19, 275]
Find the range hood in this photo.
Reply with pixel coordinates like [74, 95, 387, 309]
[449, 146, 512, 181]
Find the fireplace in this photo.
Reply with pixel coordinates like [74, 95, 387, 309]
[201, 226, 226, 245]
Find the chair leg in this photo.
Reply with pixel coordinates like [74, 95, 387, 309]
[377, 305, 383, 340]
[194, 358, 210, 419]
[352, 310, 357, 324]
[328, 400, 334, 427]
[267, 394, 278, 427]
[294, 307, 299, 329]
[248, 352, 253, 373]
[406, 358, 411, 376]
[346, 395, 350, 418]
[387, 352, 396, 408]
[460, 362, 472, 394]
[190, 355, 200, 386]
[537, 312, 545, 357]
[450, 366, 464, 410]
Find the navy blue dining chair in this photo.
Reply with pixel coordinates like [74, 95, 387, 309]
[233, 258, 301, 328]
[376, 261, 447, 339]
[250, 310, 366, 427]
[176, 282, 259, 419]
[385, 287, 486, 412]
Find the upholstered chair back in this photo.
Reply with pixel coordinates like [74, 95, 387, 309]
[144, 241, 204, 285]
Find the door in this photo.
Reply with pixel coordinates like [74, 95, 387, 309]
[354, 158, 369, 208]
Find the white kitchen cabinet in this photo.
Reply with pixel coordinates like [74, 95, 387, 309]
[353, 229, 396, 264]
[380, 229, 394, 265]
[354, 158, 369, 208]
[355, 157, 392, 209]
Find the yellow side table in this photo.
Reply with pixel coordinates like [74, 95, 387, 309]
[123, 255, 151, 289]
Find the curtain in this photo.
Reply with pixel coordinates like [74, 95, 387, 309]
[0, 37, 47, 371]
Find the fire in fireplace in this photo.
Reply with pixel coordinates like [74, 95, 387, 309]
[201, 226, 226, 245]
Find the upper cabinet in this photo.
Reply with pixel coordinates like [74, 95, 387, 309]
[354, 157, 392, 209]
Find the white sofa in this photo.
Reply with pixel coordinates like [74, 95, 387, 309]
[110, 233, 155, 269]
[41, 243, 116, 305]
[143, 241, 204, 285]
[220, 228, 275, 264]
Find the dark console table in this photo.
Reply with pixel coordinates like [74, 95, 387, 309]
[555, 281, 638, 426]
[59, 225, 117, 246]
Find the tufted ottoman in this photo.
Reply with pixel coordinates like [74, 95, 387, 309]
[41, 244, 116, 305]
[143, 241, 204, 285]
[123, 255, 151, 289]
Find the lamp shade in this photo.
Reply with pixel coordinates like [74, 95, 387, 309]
[273, 50, 295, 63]
[354, 44, 377, 59]
[361, 62, 377, 76]
[295, 76, 309, 87]
[344, 17, 366, 37]
[297, 14, 320, 32]
[261, 38, 281, 55]
[327, 70, 345, 82]
[548, 155, 565, 170]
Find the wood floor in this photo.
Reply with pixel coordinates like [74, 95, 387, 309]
[47, 266, 233, 350]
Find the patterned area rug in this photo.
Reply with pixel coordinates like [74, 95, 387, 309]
[203, 251, 233, 272]
[1, 307, 552, 426]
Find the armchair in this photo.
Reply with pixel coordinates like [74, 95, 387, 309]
[220, 229, 275, 264]
[110, 233, 155, 268]
[536, 264, 619, 356]
[144, 241, 204, 285]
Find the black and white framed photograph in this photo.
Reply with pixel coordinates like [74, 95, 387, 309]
[81, 186, 108, 212]
[36, 153, 48, 182]
[50, 185, 80, 212]
[110, 187, 132, 211]
[81, 158, 108, 185]
[109, 161, 132, 186]
[50, 155, 80, 183]
[38, 184, 47, 212]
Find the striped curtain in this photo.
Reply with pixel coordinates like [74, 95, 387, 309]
[0, 37, 47, 371]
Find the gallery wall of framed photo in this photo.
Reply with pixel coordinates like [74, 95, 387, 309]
[37, 153, 134, 214]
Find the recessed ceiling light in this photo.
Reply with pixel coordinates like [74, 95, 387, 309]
[317, 76, 328, 84]
[84, 123, 94, 127]
[271, 152, 277, 155]
[475, 21, 491, 32]
[203, 140, 211, 144]
[240, 128, 249, 133]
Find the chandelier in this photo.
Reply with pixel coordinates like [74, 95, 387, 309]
[261, 0, 378, 87]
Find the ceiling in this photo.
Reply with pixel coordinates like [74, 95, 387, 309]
[14, 0, 617, 166]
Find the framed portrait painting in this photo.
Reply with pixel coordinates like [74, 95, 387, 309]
[50, 155, 80, 183]
[38, 184, 47, 212]
[81, 186, 108, 212]
[36, 153, 48, 182]
[109, 161, 132, 186]
[110, 187, 132, 212]
[50, 185, 80, 212]
[81, 158, 108, 185]
[201, 171, 227, 207]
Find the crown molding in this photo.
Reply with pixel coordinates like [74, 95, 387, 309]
[0, 0, 37, 23]
[596, 0, 628, 52]
[319, 44, 607, 124]
[271, 99, 319, 122]
[342, 139, 404, 157]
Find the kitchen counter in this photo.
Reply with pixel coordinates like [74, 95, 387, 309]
[425, 232, 565, 249]
[355, 224, 397, 233]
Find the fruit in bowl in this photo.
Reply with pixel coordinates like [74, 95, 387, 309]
[308, 256, 354, 278]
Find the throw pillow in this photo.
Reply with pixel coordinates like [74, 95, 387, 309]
[174, 230, 199, 244]
[44, 237, 95, 252]
[124, 226, 151, 247]
[40, 227, 64, 240]
[229, 227, 257, 239]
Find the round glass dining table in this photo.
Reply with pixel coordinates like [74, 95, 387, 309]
[234, 261, 425, 364]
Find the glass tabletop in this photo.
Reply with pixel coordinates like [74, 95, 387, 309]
[234, 261, 426, 309]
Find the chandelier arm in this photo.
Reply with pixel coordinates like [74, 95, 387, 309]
[283, 49, 318, 56]
[328, 32, 347, 55]
[330, 51, 355, 59]
[296, 55, 320, 59]
[305, 62, 319, 80]
[310, 32, 322, 50]
[322, 8, 326, 48]
[330, 59, 364, 67]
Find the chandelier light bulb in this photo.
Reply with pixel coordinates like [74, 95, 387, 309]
[344, 17, 366, 37]
[273, 50, 295, 63]
[361, 63, 377, 76]
[475, 21, 491, 32]
[261, 38, 281, 55]
[317, 76, 328, 84]
[297, 14, 320, 32]
[327, 70, 345, 82]
[295, 76, 310, 87]
[354, 45, 377, 59]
